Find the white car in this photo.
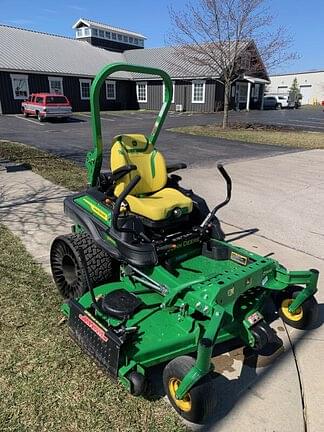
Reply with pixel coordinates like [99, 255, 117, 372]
[266, 94, 289, 109]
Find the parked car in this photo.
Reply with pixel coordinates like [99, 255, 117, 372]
[21, 93, 72, 122]
[266, 94, 289, 109]
[263, 96, 278, 109]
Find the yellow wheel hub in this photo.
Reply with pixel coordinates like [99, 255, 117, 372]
[281, 299, 304, 321]
[168, 378, 192, 412]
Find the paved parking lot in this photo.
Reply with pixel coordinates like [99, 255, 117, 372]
[0, 107, 322, 167]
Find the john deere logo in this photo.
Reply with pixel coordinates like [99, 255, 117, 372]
[176, 238, 200, 248]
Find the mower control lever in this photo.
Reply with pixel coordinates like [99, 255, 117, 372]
[112, 175, 141, 232]
[200, 163, 232, 228]
[167, 162, 187, 174]
[112, 164, 137, 182]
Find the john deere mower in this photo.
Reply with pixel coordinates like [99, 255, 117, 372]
[50, 63, 319, 423]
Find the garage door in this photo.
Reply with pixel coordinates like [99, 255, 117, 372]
[300, 85, 313, 104]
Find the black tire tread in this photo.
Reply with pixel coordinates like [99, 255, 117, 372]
[51, 233, 115, 298]
[66, 233, 113, 286]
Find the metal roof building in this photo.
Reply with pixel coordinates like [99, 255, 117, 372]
[0, 20, 269, 114]
[268, 70, 324, 105]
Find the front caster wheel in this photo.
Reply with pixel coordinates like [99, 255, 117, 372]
[278, 287, 318, 329]
[127, 371, 147, 396]
[251, 321, 276, 351]
[163, 356, 216, 423]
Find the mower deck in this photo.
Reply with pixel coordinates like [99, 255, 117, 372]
[61, 239, 317, 378]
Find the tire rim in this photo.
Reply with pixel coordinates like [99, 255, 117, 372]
[168, 378, 192, 412]
[281, 299, 303, 321]
[51, 241, 81, 298]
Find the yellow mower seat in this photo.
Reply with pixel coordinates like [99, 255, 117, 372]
[110, 134, 193, 221]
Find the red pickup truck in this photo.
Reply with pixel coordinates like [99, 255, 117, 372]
[21, 93, 72, 122]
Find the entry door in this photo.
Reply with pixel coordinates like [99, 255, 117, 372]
[237, 82, 248, 103]
[300, 85, 312, 105]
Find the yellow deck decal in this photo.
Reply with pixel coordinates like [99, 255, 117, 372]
[83, 198, 109, 222]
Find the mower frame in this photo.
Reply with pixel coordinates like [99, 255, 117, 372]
[52, 62, 319, 423]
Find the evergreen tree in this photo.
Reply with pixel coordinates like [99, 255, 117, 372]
[290, 77, 302, 100]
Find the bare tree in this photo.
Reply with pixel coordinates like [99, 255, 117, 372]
[168, 0, 298, 128]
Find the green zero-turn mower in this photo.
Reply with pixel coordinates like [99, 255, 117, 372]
[50, 63, 319, 423]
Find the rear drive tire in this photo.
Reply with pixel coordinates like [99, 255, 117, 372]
[50, 233, 116, 299]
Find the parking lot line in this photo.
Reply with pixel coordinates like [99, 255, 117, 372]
[77, 113, 115, 122]
[14, 114, 45, 126]
[290, 119, 324, 125]
[103, 112, 144, 120]
[308, 117, 323, 121]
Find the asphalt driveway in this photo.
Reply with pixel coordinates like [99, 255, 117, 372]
[0, 108, 313, 167]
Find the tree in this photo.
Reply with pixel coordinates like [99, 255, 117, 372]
[168, 0, 298, 128]
[289, 77, 302, 102]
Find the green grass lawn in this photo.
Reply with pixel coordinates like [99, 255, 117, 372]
[168, 125, 324, 149]
[0, 140, 86, 191]
[0, 225, 185, 432]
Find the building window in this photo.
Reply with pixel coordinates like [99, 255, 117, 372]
[80, 79, 91, 100]
[99, 30, 104, 38]
[48, 77, 63, 94]
[76, 28, 82, 37]
[10, 74, 29, 100]
[84, 28, 90, 36]
[118, 34, 122, 41]
[162, 82, 175, 103]
[112, 33, 117, 40]
[192, 80, 205, 103]
[134, 38, 138, 45]
[106, 81, 116, 100]
[105, 31, 110, 39]
[123, 35, 128, 42]
[136, 82, 147, 103]
[92, 28, 98, 37]
[129, 36, 133, 43]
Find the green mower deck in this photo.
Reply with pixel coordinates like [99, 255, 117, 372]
[51, 62, 319, 424]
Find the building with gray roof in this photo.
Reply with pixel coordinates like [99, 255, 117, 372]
[0, 19, 269, 114]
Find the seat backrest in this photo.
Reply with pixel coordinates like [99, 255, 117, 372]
[110, 134, 167, 196]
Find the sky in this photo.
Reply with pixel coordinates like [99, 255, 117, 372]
[1, 0, 324, 74]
